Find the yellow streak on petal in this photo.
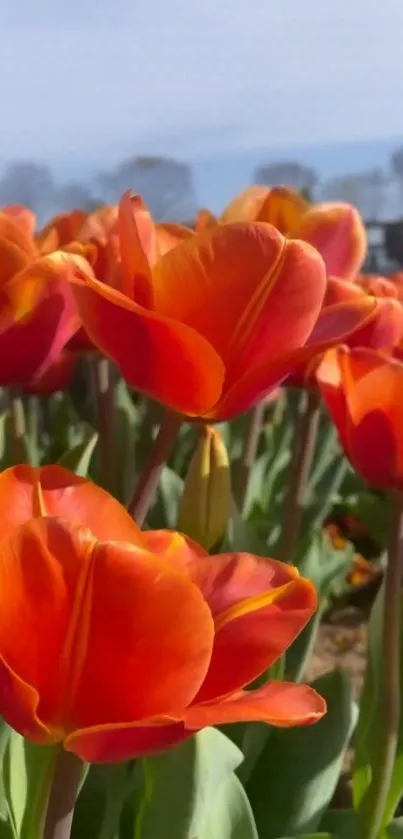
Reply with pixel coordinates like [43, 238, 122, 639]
[214, 580, 296, 633]
[32, 477, 47, 517]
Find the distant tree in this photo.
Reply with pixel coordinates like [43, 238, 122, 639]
[319, 169, 387, 220]
[0, 161, 55, 219]
[391, 146, 403, 181]
[253, 161, 317, 195]
[97, 155, 197, 221]
[53, 182, 99, 213]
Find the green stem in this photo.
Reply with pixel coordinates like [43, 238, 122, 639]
[233, 401, 265, 512]
[359, 491, 403, 839]
[129, 410, 182, 526]
[8, 386, 27, 464]
[43, 750, 83, 839]
[280, 389, 321, 563]
[92, 356, 116, 493]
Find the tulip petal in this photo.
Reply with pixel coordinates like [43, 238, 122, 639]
[339, 348, 403, 486]
[161, 551, 315, 702]
[345, 298, 403, 351]
[0, 212, 37, 257]
[0, 465, 144, 543]
[196, 209, 218, 230]
[0, 519, 215, 742]
[70, 273, 225, 416]
[185, 681, 326, 728]
[144, 529, 208, 563]
[0, 239, 30, 289]
[221, 238, 326, 390]
[316, 348, 351, 456]
[220, 186, 270, 223]
[295, 202, 367, 280]
[0, 518, 97, 738]
[0, 255, 80, 385]
[156, 223, 195, 256]
[118, 192, 155, 305]
[3, 205, 37, 239]
[65, 718, 187, 762]
[72, 539, 214, 728]
[152, 222, 298, 365]
[211, 295, 375, 419]
[324, 276, 367, 306]
[36, 210, 87, 251]
[255, 187, 309, 234]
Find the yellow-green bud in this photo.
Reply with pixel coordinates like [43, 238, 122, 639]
[178, 425, 230, 550]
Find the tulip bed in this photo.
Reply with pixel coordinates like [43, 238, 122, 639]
[0, 187, 402, 839]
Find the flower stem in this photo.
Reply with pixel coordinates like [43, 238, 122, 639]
[359, 491, 403, 839]
[92, 356, 116, 494]
[8, 386, 27, 464]
[43, 750, 83, 839]
[280, 389, 321, 563]
[129, 410, 182, 526]
[233, 401, 265, 512]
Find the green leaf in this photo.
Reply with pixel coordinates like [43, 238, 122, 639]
[56, 427, 98, 477]
[72, 763, 136, 839]
[134, 728, 243, 839]
[227, 498, 268, 555]
[353, 583, 403, 832]
[2, 735, 58, 839]
[114, 379, 137, 505]
[200, 772, 258, 839]
[319, 808, 359, 839]
[0, 819, 15, 839]
[246, 671, 358, 838]
[388, 819, 403, 838]
[278, 834, 331, 839]
[148, 466, 183, 529]
[285, 607, 323, 683]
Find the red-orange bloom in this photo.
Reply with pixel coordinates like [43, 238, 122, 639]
[0, 213, 84, 385]
[197, 187, 367, 280]
[0, 465, 325, 763]
[317, 346, 403, 489]
[287, 277, 403, 388]
[69, 192, 332, 419]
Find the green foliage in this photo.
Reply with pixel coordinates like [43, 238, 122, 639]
[246, 671, 357, 838]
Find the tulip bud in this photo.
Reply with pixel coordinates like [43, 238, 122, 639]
[178, 425, 230, 550]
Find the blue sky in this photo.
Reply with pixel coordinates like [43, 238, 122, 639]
[1, 0, 403, 210]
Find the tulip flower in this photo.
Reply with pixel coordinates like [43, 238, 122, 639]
[0, 465, 325, 763]
[69, 191, 332, 420]
[317, 346, 403, 489]
[287, 278, 403, 388]
[0, 213, 86, 385]
[197, 186, 309, 234]
[197, 186, 367, 280]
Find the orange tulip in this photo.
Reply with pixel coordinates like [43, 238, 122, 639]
[36, 209, 88, 253]
[69, 191, 331, 419]
[295, 202, 367, 281]
[286, 275, 403, 389]
[0, 213, 85, 385]
[317, 346, 403, 489]
[0, 465, 325, 763]
[197, 186, 309, 234]
[197, 187, 367, 280]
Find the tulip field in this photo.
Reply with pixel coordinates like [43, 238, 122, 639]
[0, 186, 403, 839]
